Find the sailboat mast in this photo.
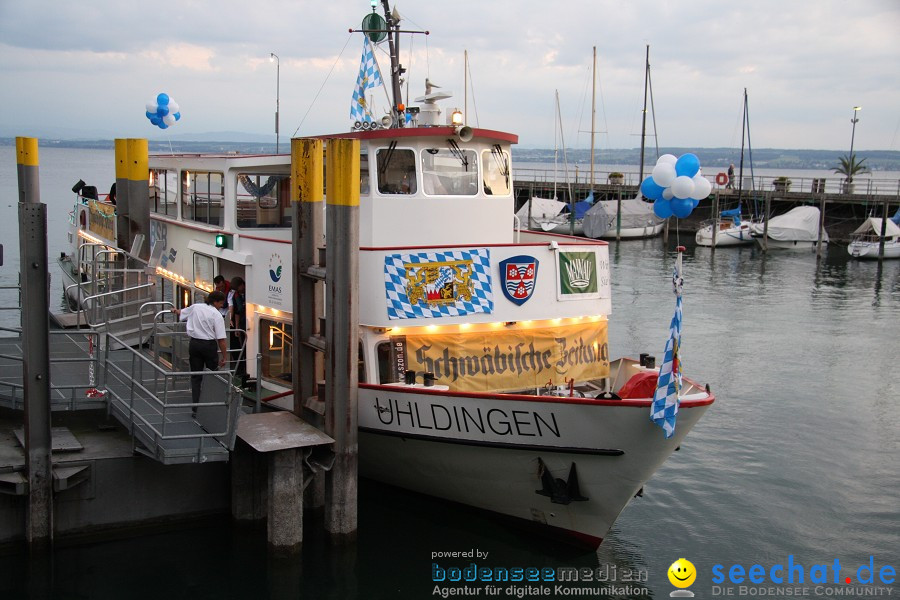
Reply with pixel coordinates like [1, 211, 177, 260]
[737, 88, 747, 208]
[464, 50, 468, 126]
[638, 44, 650, 183]
[557, 90, 575, 236]
[590, 46, 596, 190]
[380, 0, 404, 127]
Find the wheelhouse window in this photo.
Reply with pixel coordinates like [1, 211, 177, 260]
[376, 146, 417, 194]
[420, 144, 478, 196]
[482, 145, 511, 196]
[236, 173, 291, 228]
[182, 170, 224, 227]
[260, 318, 293, 385]
[150, 168, 178, 216]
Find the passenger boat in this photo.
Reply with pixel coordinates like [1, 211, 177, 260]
[57, 1, 714, 547]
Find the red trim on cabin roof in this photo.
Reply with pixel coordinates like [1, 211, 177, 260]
[360, 239, 608, 251]
[317, 126, 518, 145]
[359, 381, 715, 409]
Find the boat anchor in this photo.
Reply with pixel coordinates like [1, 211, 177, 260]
[535, 458, 588, 504]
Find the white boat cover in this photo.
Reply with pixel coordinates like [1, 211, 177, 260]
[752, 206, 826, 242]
[851, 217, 900, 237]
[582, 195, 662, 239]
[515, 197, 567, 222]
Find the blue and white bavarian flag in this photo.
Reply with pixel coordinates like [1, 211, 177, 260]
[384, 248, 494, 320]
[350, 37, 383, 124]
[650, 251, 684, 438]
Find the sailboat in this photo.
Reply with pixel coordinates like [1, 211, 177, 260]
[583, 45, 664, 240]
[515, 90, 586, 236]
[695, 88, 758, 247]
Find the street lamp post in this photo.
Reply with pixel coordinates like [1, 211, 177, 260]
[848, 106, 861, 182]
[270, 53, 280, 153]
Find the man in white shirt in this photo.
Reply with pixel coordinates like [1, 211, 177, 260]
[173, 291, 228, 410]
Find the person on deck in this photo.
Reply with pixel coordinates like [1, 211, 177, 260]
[726, 164, 735, 190]
[227, 277, 248, 385]
[172, 291, 227, 411]
[213, 275, 230, 317]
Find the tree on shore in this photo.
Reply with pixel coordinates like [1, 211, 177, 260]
[833, 154, 870, 183]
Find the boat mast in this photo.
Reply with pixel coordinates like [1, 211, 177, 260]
[557, 90, 574, 235]
[638, 44, 650, 183]
[737, 88, 747, 210]
[590, 46, 596, 191]
[745, 90, 757, 219]
[380, 0, 405, 127]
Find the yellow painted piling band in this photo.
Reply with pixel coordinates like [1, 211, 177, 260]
[291, 138, 324, 204]
[126, 138, 148, 181]
[326, 139, 360, 207]
[16, 137, 39, 166]
[114, 139, 128, 179]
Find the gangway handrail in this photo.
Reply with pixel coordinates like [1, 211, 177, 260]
[77, 282, 156, 328]
[104, 331, 241, 462]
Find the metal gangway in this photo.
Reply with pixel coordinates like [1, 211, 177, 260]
[0, 278, 247, 465]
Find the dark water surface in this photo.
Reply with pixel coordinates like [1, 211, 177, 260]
[1, 148, 898, 598]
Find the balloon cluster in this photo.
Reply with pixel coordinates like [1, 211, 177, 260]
[145, 93, 181, 129]
[640, 153, 712, 219]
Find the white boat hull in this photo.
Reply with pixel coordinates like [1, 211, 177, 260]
[695, 223, 755, 247]
[753, 238, 822, 251]
[598, 221, 665, 240]
[848, 240, 900, 259]
[358, 383, 712, 547]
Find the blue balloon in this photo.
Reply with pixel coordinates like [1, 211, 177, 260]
[145, 111, 154, 120]
[157, 93, 170, 106]
[675, 153, 701, 178]
[691, 198, 700, 208]
[173, 112, 181, 121]
[640, 176, 665, 201]
[150, 116, 161, 125]
[158, 122, 169, 130]
[156, 105, 169, 117]
[653, 198, 673, 219]
[671, 197, 693, 218]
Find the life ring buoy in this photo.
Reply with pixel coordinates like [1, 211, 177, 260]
[715, 173, 728, 186]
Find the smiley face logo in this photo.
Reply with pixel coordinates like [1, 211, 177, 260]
[668, 558, 696, 588]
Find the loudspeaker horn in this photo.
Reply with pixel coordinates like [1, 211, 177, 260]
[457, 126, 474, 142]
[381, 114, 393, 129]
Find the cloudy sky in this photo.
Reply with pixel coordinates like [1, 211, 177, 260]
[1, 0, 898, 150]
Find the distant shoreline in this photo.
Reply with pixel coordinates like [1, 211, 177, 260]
[2, 137, 899, 171]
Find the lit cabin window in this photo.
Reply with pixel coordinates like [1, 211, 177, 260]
[376, 147, 417, 194]
[259, 318, 293, 385]
[420, 145, 478, 196]
[482, 145, 511, 196]
[182, 171, 224, 227]
[150, 168, 178, 216]
[235, 173, 291, 228]
[193, 252, 215, 292]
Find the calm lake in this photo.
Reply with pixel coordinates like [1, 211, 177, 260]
[0, 146, 898, 599]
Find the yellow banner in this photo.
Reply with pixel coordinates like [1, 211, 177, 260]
[391, 321, 609, 393]
[88, 199, 116, 241]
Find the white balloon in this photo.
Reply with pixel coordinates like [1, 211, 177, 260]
[146, 102, 158, 113]
[652, 163, 677, 188]
[163, 114, 176, 126]
[692, 174, 712, 199]
[671, 175, 695, 199]
[662, 187, 674, 200]
[167, 100, 180, 114]
[657, 153, 678, 166]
